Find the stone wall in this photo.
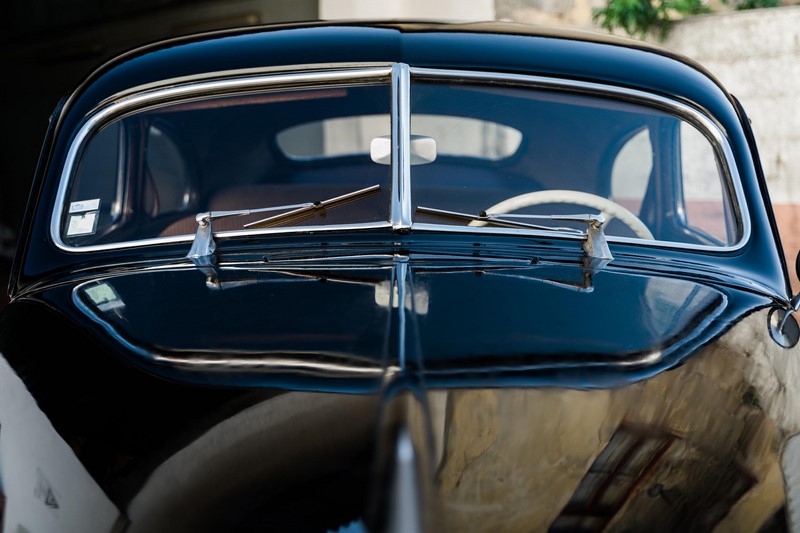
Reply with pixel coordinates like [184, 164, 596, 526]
[495, 0, 603, 25]
[659, 7, 800, 291]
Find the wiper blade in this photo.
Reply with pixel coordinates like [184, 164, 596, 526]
[187, 203, 311, 262]
[194, 202, 316, 223]
[187, 185, 381, 263]
[244, 184, 381, 229]
[415, 206, 612, 261]
[416, 206, 585, 233]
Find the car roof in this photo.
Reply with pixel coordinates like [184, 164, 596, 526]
[63, 19, 736, 127]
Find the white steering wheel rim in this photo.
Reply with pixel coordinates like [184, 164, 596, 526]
[472, 189, 654, 240]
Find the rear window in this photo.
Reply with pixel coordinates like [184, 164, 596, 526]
[276, 114, 522, 161]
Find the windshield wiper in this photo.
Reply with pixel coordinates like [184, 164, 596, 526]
[243, 184, 381, 229]
[187, 184, 381, 263]
[416, 206, 612, 261]
[415, 206, 586, 233]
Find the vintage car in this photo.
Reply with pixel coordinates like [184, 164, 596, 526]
[1, 18, 799, 533]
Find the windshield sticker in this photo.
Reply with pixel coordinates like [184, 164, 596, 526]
[69, 198, 100, 213]
[67, 211, 98, 236]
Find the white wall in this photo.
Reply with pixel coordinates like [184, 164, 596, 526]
[0, 356, 120, 533]
[320, 0, 495, 21]
[661, 6, 800, 206]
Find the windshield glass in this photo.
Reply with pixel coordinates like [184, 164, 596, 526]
[59, 69, 741, 249]
[62, 83, 393, 246]
[410, 80, 738, 245]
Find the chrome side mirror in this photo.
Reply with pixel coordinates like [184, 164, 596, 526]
[770, 249, 800, 348]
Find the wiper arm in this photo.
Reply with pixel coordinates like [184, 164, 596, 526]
[416, 206, 612, 261]
[244, 184, 381, 229]
[195, 203, 317, 224]
[416, 206, 585, 233]
[187, 202, 312, 262]
[187, 184, 381, 263]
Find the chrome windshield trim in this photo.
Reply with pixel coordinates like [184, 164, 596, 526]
[60, 222, 394, 254]
[409, 222, 742, 254]
[96, 66, 393, 117]
[93, 62, 395, 111]
[51, 66, 393, 253]
[391, 63, 412, 230]
[53, 64, 749, 255]
[408, 67, 750, 253]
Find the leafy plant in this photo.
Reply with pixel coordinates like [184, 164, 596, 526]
[726, 0, 780, 9]
[592, 0, 710, 40]
[593, 0, 784, 41]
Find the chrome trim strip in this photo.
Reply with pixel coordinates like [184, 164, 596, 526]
[150, 354, 391, 376]
[409, 222, 735, 254]
[391, 63, 412, 230]
[94, 62, 395, 111]
[62, 222, 394, 254]
[51, 67, 393, 253]
[409, 66, 750, 253]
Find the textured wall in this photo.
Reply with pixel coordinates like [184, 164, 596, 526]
[659, 7, 800, 291]
[495, 0, 603, 25]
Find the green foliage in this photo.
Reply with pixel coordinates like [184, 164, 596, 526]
[592, 0, 709, 40]
[593, 0, 784, 41]
[726, 0, 780, 9]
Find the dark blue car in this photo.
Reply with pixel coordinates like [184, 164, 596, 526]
[1, 19, 798, 532]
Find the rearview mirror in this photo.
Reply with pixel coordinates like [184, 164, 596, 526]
[370, 135, 437, 165]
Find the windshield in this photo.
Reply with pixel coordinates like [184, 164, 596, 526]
[409, 80, 737, 245]
[57, 67, 741, 250]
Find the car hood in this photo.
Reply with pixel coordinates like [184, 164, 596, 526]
[63, 252, 763, 390]
[3, 250, 789, 533]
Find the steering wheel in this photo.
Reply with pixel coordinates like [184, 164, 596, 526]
[471, 189, 654, 240]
